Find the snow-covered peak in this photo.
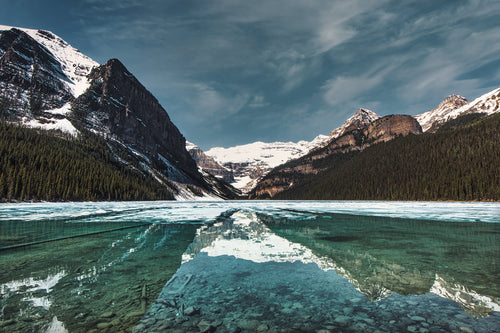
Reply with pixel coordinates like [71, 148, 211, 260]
[204, 135, 328, 192]
[330, 108, 380, 139]
[437, 94, 468, 108]
[415, 94, 469, 132]
[0, 25, 98, 97]
[415, 88, 499, 132]
[185, 141, 198, 151]
[206, 136, 328, 168]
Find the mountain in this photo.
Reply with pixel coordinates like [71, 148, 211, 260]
[0, 25, 96, 134]
[329, 108, 380, 139]
[0, 25, 238, 201]
[251, 87, 500, 200]
[250, 113, 422, 199]
[186, 141, 234, 183]
[200, 108, 379, 194]
[270, 112, 500, 201]
[203, 134, 329, 193]
[415, 88, 500, 132]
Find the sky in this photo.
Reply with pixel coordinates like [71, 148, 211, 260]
[1, 0, 499, 150]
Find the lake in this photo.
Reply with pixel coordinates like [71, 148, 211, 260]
[0, 201, 499, 332]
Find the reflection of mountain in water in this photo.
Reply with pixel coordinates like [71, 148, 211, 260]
[180, 209, 500, 315]
[261, 211, 500, 317]
[136, 210, 500, 333]
[431, 274, 500, 318]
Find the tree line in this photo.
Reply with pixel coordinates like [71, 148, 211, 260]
[273, 113, 500, 201]
[0, 122, 174, 201]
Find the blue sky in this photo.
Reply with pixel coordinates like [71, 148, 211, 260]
[1, 0, 499, 149]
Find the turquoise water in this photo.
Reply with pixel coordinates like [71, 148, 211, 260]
[0, 201, 499, 332]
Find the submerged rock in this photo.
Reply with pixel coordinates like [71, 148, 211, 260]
[100, 311, 115, 318]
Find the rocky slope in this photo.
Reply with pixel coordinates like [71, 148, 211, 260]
[329, 108, 380, 139]
[250, 114, 422, 199]
[0, 25, 238, 200]
[415, 88, 500, 132]
[0, 25, 96, 133]
[70, 58, 202, 186]
[202, 108, 379, 194]
[186, 141, 234, 183]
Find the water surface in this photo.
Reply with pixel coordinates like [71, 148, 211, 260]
[0, 201, 498, 332]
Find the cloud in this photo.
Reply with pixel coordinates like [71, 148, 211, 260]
[67, 0, 500, 147]
[183, 82, 249, 120]
[321, 75, 381, 107]
[248, 94, 269, 108]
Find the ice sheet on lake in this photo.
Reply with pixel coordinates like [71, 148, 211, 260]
[0, 201, 498, 224]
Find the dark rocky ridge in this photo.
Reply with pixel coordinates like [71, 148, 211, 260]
[250, 115, 422, 199]
[187, 143, 234, 183]
[71, 59, 202, 185]
[0, 28, 72, 118]
[0, 26, 241, 199]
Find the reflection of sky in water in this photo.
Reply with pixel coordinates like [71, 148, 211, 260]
[0, 201, 498, 332]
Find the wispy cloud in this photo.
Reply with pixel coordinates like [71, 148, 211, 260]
[248, 94, 269, 108]
[181, 82, 249, 120]
[67, 0, 500, 146]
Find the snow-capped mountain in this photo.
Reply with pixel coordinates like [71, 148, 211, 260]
[250, 114, 422, 199]
[415, 88, 500, 132]
[2, 25, 98, 97]
[202, 108, 380, 193]
[0, 25, 238, 200]
[329, 108, 380, 139]
[186, 141, 234, 183]
[203, 134, 329, 193]
[0, 25, 98, 136]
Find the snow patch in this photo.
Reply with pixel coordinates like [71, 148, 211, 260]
[44, 316, 68, 333]
[23, 115, 79, 137]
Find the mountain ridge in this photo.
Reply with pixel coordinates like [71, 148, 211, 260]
[202, 134, 330, 193]
[415, 88, 500, 132]
[0, 25, 239, 201]
[1, 25, 498, 202]
[250, 114, 422, 199]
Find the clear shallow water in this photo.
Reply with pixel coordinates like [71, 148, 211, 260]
[0, 201, 499, 332]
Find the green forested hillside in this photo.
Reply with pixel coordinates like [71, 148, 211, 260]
[0, 122, 174, 201]
[274, 113, 500, 201]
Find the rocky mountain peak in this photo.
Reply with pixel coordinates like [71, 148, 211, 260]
[0, 27, 74, 118]
[330, 108, 380, 139]
[71, 58, 200, 183]
[414, 89, 500, 133]
[438, 94, 468, 109]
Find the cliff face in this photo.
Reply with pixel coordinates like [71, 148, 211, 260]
[0, 28, 73, 118]
[307, 115, 422, 161]
[329, 108, 380, 139]
[250, 114, 422, 199]
[71, 59, 201, 184]
[0, 26, 243, 199]
[186, 142, 234, 183]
